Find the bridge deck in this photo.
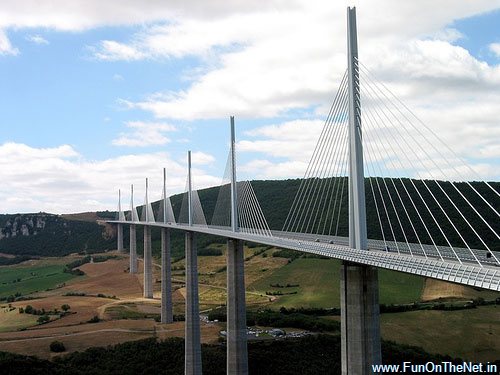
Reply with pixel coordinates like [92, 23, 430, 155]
[106, 220, 500, 292]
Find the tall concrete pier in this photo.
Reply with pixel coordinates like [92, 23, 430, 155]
[341, 7, 381, 374]
[185, 231, 201, 375]
[143, 225, 153, 298]
[227, 238, 248, 374]
[184, 151, 202, 375]
[117, 189, 124, 252]
[161, 168, 173, 324]
[129, 184, 138, 274]
[226, 116, 248, 374]
[117, 224, 124, 252]
[161, 227, 173, 323]
[129, 224, 137, 273]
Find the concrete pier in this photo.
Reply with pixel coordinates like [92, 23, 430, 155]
[161, 227, 173, 324]
[340, 262, 381, 375]
[129, 224, 137, 274]
[143, 226, 153, 298]
[185, 231, 202, 375]
[117, 224, 124, 252]
[226, 238, 248, 375]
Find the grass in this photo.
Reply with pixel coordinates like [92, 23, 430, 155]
[248, 258, 425, 308]
[380, 305, 500, 363]
[105, 304, 159, 320]
[0, 306, 38, 332]
[0, 264, 78, 299]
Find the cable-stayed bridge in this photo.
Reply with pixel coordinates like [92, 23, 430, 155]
[106, 7, 499, 375]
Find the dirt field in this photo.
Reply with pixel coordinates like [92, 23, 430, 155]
[0, 253, 225, 359]
[421, 278, 500, 301]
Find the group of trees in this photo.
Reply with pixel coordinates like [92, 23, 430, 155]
[2, 335, 491, 375]
[19, 304, 71, 325]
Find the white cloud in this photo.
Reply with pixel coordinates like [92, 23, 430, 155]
[26, 34, 49, 45]
[92, 40, 146, 61]
[0, 142, 220, 213]
[0, 29, 18, 55]
[490, 42, 500, 58]
[190, 151, 215, 165]
[112, 73, 124, 81]
[112, 121, 176, 147]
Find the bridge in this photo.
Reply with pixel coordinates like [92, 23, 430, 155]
[106, 7, 500, 375]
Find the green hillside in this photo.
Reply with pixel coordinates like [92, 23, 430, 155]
[0, 178, 498, 258]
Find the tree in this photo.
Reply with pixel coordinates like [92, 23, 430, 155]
[61, 304, 71, 312]
[49, 341, 65, 353]
[37, 315, 50, 324]
[24, 305, 33, 314]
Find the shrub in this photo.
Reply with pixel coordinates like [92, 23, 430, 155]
[37, 315, 50, 324]
[50, 341, 66, 352]
[88, 315, 100, 323]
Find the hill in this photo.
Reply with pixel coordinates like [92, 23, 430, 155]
[0, 213, 115, 257]
[0, 178, 498, 258]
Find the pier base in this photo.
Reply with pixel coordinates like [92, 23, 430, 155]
[129, 225, 137, 274]
[185, 231, 202, 375]
[143, 226, 153, 299]
[226, 238, 248, 375]
[341, 262, 381, 375]
[161, 228, 173, 324]
[117, 224, 124, 252]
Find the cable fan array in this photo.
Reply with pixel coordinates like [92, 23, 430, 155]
[282, 65, 499, 268]
[211, 148, 272, 236]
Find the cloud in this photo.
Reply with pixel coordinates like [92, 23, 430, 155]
[490, 42, 500, 58]
[112, 121, 176, 147]
[0, 142, 220, 213]
[25, 34, 49, 45]
[0, 29, 19, 55]
[91, 40, 146, 61]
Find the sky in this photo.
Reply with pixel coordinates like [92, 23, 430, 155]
[0, 0, 499, 214]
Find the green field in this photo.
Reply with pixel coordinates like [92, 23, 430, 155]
[0, 264, 78, 299]
[381, 305, 500, 363]
[0, 306, 38, 332]
[248, 258, 425, 308]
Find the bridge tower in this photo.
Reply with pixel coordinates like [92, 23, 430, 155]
[143, 178, 153, 299]
[160, 168, 173, 324]
[117, 189, 124, 253]
[341, 7, 381, 374]
[226, 116, 248, 375]
[185, 151, 202, 375]
[129, 184, 138, 274]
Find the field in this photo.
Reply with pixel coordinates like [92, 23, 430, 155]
[248, 257, 425, 308]
[0, 247, 498, 362]
[0, 263, 78, 300]
[0, 306, 38, 332]
[381, 305, 499, 363]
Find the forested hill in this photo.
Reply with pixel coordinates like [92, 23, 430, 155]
[170, 178, 500, 251]
[0, 213, 115, 257]
[0, 178, 498, 258]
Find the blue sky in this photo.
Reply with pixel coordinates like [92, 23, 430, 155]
[0, 1, 499, 213]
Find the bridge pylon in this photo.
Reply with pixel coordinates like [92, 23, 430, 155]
[341, 7, 381, 374]
[117, 189, 124, 253]
[184, 151, 202, 375]
[226, 116, 249, 375]
[129, 184, 138, 274]
[161, 168, 173, 324]
[143, 178, 153, 299]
